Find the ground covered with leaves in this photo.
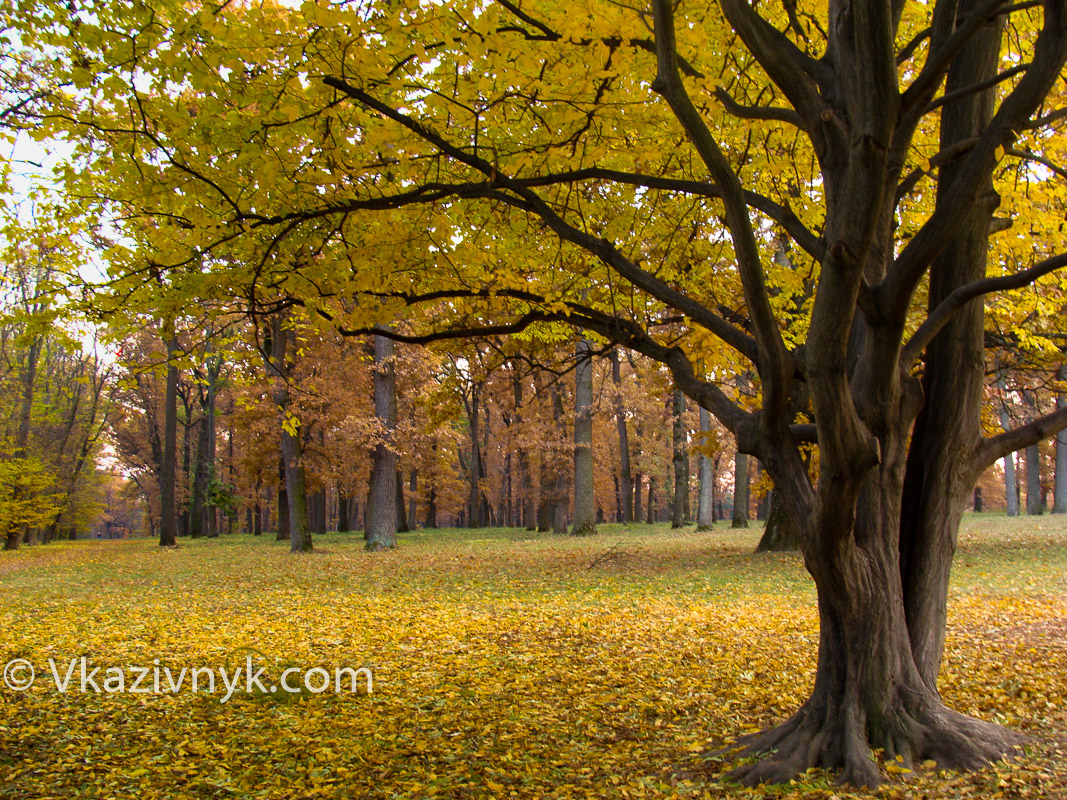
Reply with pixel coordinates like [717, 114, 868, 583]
[1, 516, 1065, 799]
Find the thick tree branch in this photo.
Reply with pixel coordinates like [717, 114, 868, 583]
[718, 0, 830, 134]
[882, 3, 1067, 321]
[651, 0, 795, 424]
[713, 86, 804, 129]
[514, 167, 824, 259]
[902, 252, 1067, 366]
[322, 75, 762, 364]
[972, 404, 1067, 474]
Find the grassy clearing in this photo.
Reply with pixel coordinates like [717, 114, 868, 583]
[1, 514, 1065, 799]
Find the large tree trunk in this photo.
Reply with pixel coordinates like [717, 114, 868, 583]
[731, 451, 749, 529]
[572, 339, 596, 535]
[671, 388, 686, 529]
[366, 334, 398, 550]
[158, 332, 179, 547]
[737, 4, 1021, 783]
[735, 433, 1019, 785]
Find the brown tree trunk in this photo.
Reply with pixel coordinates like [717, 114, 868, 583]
[158, 332, 179, 547]
[611, 349, 633, 522]
[572, 339, 596, 535]
[755, 491, 799, 552]
[1055, 369, 1067, 513]
[696, 408, 714, 530]
[337, 483, 349, 531]
[4, 333, 39, 550]
[671, 388, 686, 528]
[276, 453, 289, 541]
[731, 451, 749, 529]
[366, 334, 398, 550]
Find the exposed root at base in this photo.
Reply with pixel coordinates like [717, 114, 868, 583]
[719, 702, 1024, 787]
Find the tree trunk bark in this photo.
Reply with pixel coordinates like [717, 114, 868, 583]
[467, 383, 483, 528]
[366, 334, 398, 550]
[731, 451, 749, 528]
[277, 453, 289, 541]
[396, 470, 410, 532]
[755, 491, 799, 552]
[409, 468, 418, 530]
[611, 349, 633, 522]
[1055, 370, 1067, 513]
[337, 483, 349, 531]
[3, 332, 39, 550]
[671, 388, 686, 528]
[633, 472, 643, 524]
[572, 339, 596, 535]
[645, 477, 654, 524]
[1025, 443, 1044, 515]
[159, 332, 179, 547]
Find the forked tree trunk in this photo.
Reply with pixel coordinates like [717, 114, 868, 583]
[736, 4, 1023, 783]
[735, 439, 1019, 786]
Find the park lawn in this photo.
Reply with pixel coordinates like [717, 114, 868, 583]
[1, 515, 1065, 799]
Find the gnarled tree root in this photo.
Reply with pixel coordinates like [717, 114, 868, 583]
[720, 699, 1023, 787]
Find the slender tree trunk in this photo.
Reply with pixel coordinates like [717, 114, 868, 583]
[277, 453, 290, 541]
[513, 370, 536, 530]
[611, 349, 633, 522]
[1025, 443, 1044, 515]
[266, 314, 310, 552]
[1055, 370, 1067, 513]
[1001, 408, 1020, 516]
[158, 332, 179, 547]
[396, 470, 410, 532]
[337, 483, 350, 532]
[467, 383, 483, 528]
[696, 408, 714, 531]
[645, 478, 654, 525]
[366, 334, 398, 550]
[409, 468, 417, 530]
[731, 452, 750, 529]
[190, 414, 208, 539]
[3, 333, 39, 550]
[671, 388, 686, 528]
[254, 501, 262, 536]
[633, 472, 643, 523]
[552, 385, 569, 534]
[280, 428, 312, 552]
[572, 339, 596, 535]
